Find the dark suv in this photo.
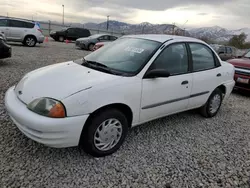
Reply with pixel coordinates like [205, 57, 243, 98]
[50, 27, 91, 42]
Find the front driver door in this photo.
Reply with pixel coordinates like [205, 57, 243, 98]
[140, 43, 192, 122]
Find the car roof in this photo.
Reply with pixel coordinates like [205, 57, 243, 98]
[0, 17, 34, 24]
[122, 34, 203, 43]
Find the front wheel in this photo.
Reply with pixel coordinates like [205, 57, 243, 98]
[58, 36, 64, 42]
[200, 88, 223, 118]
[80, 109, 128, 157]
[88, 43, 95, 51]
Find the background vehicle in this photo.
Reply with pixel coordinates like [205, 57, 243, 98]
[0, 35, 11, 59]
[0, 17, 44, 47]
[50, 27, 91, 42]
[0, 31, 6, 41]
[5, 35, 235, 157]
[227, 50, 250, 91]
[217, 46, 237, 61]
[92, 41, 111, 51]
[76, 34, 118, 51]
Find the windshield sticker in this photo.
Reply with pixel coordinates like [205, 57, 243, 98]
[125, 46, 144, 53]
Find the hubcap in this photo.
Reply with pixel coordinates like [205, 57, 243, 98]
[94, 118, 123, 151]
[26, 38, 35, 46]
[209, 94, 221, 114]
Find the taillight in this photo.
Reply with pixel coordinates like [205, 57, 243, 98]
[37, 29, 43, 33]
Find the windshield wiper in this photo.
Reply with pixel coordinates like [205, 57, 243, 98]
[82, 58, 122, 75]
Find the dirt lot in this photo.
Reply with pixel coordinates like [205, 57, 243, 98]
[0, 41, 250, 188]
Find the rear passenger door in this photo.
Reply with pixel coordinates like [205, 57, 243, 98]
[66, 28, 77, 40]
[8, 20, 28, 41]
[188, 43, 222, 109]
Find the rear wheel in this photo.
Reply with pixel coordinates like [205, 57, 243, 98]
[80, 109, 128, 157]
[24, 36, 37, 47]
[200, 88, 223, 118]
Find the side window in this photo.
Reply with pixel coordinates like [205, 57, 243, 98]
[0, 19, 8, 27]
[67, 28, 76, 35]
[226, 47, 232, 54]
[149, 43, 188, 75]
[109, 36, 117, 41]
[189, 43, 216, 71]
[99, 35, 109, 40]
[9, 20, 26, 28]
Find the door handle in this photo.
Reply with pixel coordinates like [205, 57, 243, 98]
[217, 73, 221, 77]
[181, 80, 189, 85]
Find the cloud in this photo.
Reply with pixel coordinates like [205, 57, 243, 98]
[197, 13, 208, 16]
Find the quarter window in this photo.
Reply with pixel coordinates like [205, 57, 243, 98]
[0, 19, 7, 27]
[149, 43, 188, 75]
[189, 43, 216, 71]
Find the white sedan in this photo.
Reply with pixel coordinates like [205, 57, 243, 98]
[5, 35, 235, 157]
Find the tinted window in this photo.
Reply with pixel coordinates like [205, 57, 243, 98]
[25, 22, 35, 28]
[0, 19, 7, 27]
[189, 43, 216, 71]
[9, 20, 26, 28]
[84, 38, 161, 74]
[149, 43, 188, 75]
[67, 28, 76, 35]
[109, 36, 117, 41]
[99, 35, 109, 40]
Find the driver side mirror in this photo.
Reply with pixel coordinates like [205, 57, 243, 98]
[144, 69, 170, 79]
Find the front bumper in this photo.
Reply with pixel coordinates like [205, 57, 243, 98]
[5, 86, 89, 148]
[234, 73, 250, 91]
[75, 41, 86, 49]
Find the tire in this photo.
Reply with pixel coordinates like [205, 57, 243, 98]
[24, 36, 37, 47]
[200, 88, 223, 118]
[58, 36, 64, 42]
[88, 43, 94, 51]
[80, 109, 128, 157]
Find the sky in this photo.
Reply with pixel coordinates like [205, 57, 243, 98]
[1, 0, 249, 29]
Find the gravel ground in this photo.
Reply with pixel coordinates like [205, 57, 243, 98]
[1, 41, 250, 188]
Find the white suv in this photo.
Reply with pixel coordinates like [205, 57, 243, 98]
[0, 18, 44, 47]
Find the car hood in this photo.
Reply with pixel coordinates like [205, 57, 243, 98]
[14, 61, 122, 104]
[227, 58, 250, 68]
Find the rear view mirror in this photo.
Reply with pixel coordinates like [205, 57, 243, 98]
[144, 69, 170, 79]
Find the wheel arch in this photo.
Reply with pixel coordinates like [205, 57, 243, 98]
[23, 34, 37, 43]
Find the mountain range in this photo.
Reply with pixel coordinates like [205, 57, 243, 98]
[84, 21, 250, 42]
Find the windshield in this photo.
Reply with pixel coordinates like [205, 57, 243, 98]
[84, 37, 161, 74]
[244, 50, 250, 58]
[89, 34, 104, 38]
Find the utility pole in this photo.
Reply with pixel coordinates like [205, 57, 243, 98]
[172, 22, 175, 35]
[107, 15, 110, 30]
[62, 5, 65, 26]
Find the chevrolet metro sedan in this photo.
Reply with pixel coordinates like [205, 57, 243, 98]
[5, 35, 235, 157]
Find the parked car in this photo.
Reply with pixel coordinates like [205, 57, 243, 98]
[227, 50, 250, 91]
[5, 35, 235, 157]
[92, 41, 111, 51]
[0, 35, 11, 59]
[216, 46, 237, 61]
[50, 27, 91, 42]
[76, 34, 118, 51]
[0, 30, 6, 41]
[0, 17, 44, 47]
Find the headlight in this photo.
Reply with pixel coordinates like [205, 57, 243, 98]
[27, 98, 66, 118]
